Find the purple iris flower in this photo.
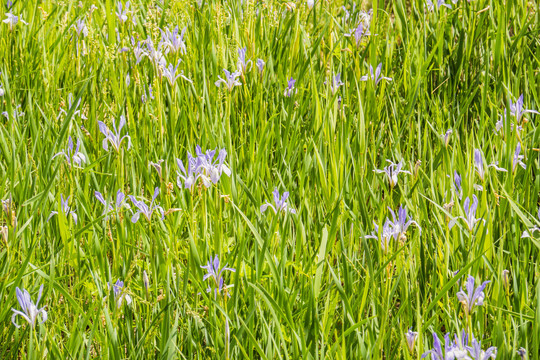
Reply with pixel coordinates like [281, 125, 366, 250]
[73, 18, 88, 37]
[132, 39, 147, 65]
[326, 73, 344, 94]
[425, 0, 452, 11]
[366, 219, 395, 252]
[3, 12, 27, 29]
[201, 255, 236, 298]
[465, 337, 497, 359]
[256, 58, 265, 74]
[388, 205, 421, 241]
[453, 171, 462, 199]
[53, 137, 86, 166]
[449, 195, 484, 232]
[98, 115, 132, 152]
[237, 47, 252, 73]
[512, 143, 526, 172]
[344, 23, 370, 47]
[474, 148, 506, 181]
[95, 190, 130, 216]
[405, 328, 418, 353]
[176, 152, 202, 190]
[260, 188, 296, 215]
[495, 109, 522, 135]
[215, 69, 242, 91]
[128, 187, 165, 223]
[521, 208, 540, 239]
[456, 275, 490, 314]
[284, 77, 297, 97]
[443, 129, 452, 147]
[160, 26, 187, 54]
[116, 1, 130, 23]
[422, 332, 455, 360]
[108, 280, 132, 308]
[517, 348, 527, 359]
[177, 146, 231, 190]
[374, 159, 410, 188]
[11, 284, 47, 328]
[360, 63, 392, 85]
[144, 37, 166, 68]
[161, 60, 192, 85]
[48, 194, 78, 224]
[509, 94, 539, 123]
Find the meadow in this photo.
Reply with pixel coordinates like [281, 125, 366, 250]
[0, 0, 539, 358]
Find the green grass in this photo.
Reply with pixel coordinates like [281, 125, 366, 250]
[0, 0, 539, 358]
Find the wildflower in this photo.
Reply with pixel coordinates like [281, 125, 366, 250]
[260, 188, 296, 215]
[215, 69, 242, 91]
[237, 47, 252, 73]
[160, 26, 187, 54]
[2, 104, 25, 120]
[426, 0, 452, 11]
[344, 23, 370, 47]
[52, 137, 86, 166]
[326, 73, 344, 94]
[389, 205, 421, 241]
[142, 271, 149, 293]
[443, 129, 452, 147]
[108, 280, 132, 308]
[521, 208, 540, 238]
[517, 348, 527, 359]
[405, 328, 418, 353]
[456, 275, 490, 315]
[196, 147, 232, 185]
[501, 269, 510, 290]
[11, 284, 47, 328]
[284, 77, 297, 97]
[449, 195, 485, 232]
[3, 12, 27, 29]
[465, 337, 497, 360]
[422, 332, 457, 360]
[176, 152, 202, 190]
[95, 190, 130, 216]
[126, 73, 130, 87]
[366, 219, 395, 252]
[145, 37, 166, 68]
[360, 63, 392, 86]
[201, 255, 236, 298]
[132, 39, 146, 65]
[73, 18, 88, 37]
[374, 159, 410, 188]
[509, 94, 539, 123]
[98, 115, 132, 152]
[495, 109, 522, 135]
[128, 187, 165, 223]
[307, 0, 315, 9]
[453, 171, 462, 199]
[256, 58, 265, 74]
[512, 143, 526, 172]
[48, 194, 78, 224]
[57, 93, 86, 120]
[116, 1, 130, 23]
[150, 159, 165, 178]
[161, 60, 192, 85]
[474, 148, 506, 181]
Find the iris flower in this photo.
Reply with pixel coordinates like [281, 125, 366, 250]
[116, 1, 130, 23]
[474, 148, 506, 181]
[389, 205, 421, 241]
[11, 284, 47, 328]
[512, 143, 526, 172]
[260, 188, 296, 215]
[366, 219, 395, 252]
[360, 63, 392, 85]
[160, 26, 187, 54]
[95, 190, 130, 216]
[237, 47, 252, 73]
[456, 275, 490, 314]
[256, 58, 265, 74]
[326, 73, 344, 94]
[284, 77, 297, 97]
[48, 194, 78, 224]
[161, 60, 192, 85]
[374, 159, 410, 188]
[128, 187, 165, 223]
[443, 129, 452, 147]
[344, 23, 370, 47]
[108, 280, 132, 308]
[509, 94, 539, 123]
[53, 137, 86, 166]
[405, 328, 418, 353]
[449, 195, 485, 232]
[98, 115, 132, 152]
[465, 337, 497, 360]
[426, 0, 452, 11]
[215, 69, 242, 91]
[201, 255, 236, 298]
[3, 12, 27, 29]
